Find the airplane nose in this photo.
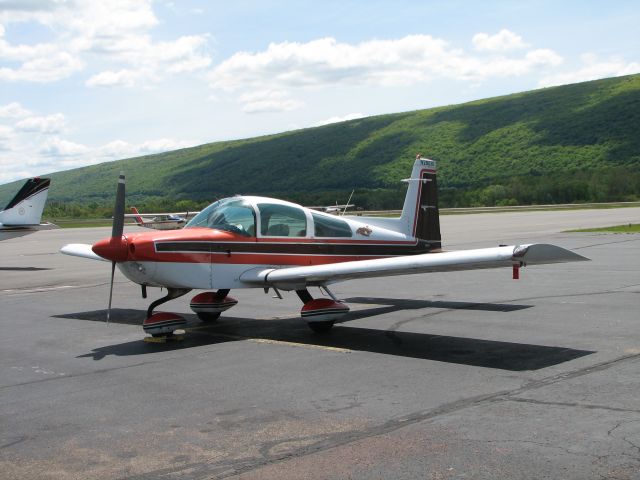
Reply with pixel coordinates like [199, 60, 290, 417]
[92, 235, 129, 262]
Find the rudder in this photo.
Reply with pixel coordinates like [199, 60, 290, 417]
[399, 157, 441, 248]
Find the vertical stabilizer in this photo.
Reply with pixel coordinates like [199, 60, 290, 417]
[130, 207, 145, 226]
[398, 157, 441, 248]
[0, 177, 50, 226]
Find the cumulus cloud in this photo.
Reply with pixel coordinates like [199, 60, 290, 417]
[208, 33, 563, 111]
[16, 113, 66, 133]
[472, 29, 528, 52]
[209, 34, 559, 90]
[0, 34, 84, 82]
[0, 0, 212, 85]
[0, 102, 31, 118]
[39, 137, 88, 157]
[314, 113, 365, 126]
[0, 101, 198, 182]
[539, 54, 640, 87]
[86, 34, 211, 87]
[98, 138, 194, 158]
[85, 69, 138, 87]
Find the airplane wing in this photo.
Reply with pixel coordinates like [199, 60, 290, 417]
[240, 244, 589, 290]
[123, 212, 199, 218]
[60, 243, 108, 261]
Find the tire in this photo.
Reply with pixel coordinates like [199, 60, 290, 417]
[307, 320, 334, 333]
[197, 312, 221, 322]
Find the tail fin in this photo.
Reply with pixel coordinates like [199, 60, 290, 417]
[130, 207, 144, 226]
[399, 157, 441, 248]
[0, 177, 50, 226]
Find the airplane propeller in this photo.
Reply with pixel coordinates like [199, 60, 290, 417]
[100, 173, 126, 323]
[112, 173, 126, 239]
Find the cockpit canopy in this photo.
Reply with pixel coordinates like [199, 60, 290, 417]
[185, 196, 353, 238]
[186, 198, 256, 236]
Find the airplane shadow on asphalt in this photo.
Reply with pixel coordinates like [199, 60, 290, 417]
[0, 266, 51, 271]
[57, 297, 594, 371]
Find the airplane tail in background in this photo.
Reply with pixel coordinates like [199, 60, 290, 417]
[0, 177, 50, 226]
[398, 157, 441, 249]
[130, 207, 145, 226]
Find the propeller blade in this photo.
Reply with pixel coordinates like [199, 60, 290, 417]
[106, 173, 124, 323]
[111, 172, 126, 239]
[107, 261, 116, 323]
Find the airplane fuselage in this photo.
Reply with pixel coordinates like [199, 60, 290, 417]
[111, 200, 433, 290]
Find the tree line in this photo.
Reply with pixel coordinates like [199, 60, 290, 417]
[43, 166, 640, 220]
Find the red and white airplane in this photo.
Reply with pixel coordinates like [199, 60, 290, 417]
[61, 157, 588, 337]
[126, 207, 190, 230]
[0, 177, 57, 241]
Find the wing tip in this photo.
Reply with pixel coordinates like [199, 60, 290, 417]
[516, 244, 590, 264]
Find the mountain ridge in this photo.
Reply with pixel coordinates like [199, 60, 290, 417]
[1, 73, 639, 213]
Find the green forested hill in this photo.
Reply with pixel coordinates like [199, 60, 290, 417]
[2, 73, 640, 215]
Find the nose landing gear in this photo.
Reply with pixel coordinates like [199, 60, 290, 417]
[142, 288, 191, 337]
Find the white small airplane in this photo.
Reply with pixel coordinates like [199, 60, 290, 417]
[0, 177, 57, 241]
[308, 190, 355, 214]
[61, 157, 588, 338]
[126, 207, 193, 230]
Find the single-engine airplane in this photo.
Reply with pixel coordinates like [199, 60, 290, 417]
[0, 177, 57, 241]
[308, 189, 355, 214]
[126, 207, 191, 230]
[61, 157, 588, 337]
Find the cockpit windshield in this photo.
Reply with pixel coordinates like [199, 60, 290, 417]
[185, 198, 256, 237]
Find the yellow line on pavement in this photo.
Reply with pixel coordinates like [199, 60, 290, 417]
[247, 338, 351, 353]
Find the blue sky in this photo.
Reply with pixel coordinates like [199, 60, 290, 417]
[0, 0, 638, 184]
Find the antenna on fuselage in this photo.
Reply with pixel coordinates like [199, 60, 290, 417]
[340, 189, 355, 216]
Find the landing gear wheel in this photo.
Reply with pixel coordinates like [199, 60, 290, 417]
[196, 312, 221, 322]
[308, 320, 335, 333]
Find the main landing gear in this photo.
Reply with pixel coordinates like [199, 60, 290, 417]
[142, 288, 238, 337]
[296, 288, 350, 333]
[141, 286, 347, 338]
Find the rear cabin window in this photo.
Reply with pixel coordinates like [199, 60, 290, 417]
[258, 203, 307, 237]
[312, 212, 352, 238]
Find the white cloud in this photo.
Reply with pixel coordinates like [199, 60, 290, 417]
[314, 113, 365, 126]
[0, 0, 212, 85]
[0, 35, 84, 82]
[239, 90, 304, 113]
[472, 29, 528, 52]
[16, 113, 66, 133]
[0, 102, 31, 118]
[86, 34, 211, 87]
[0, 100, 200, 182]
[39, 137, 88, 157]
[539, 54, 640, 87]
[86, 69, 138, 87]
[98, 138, 193, 158]
[208, 34, 563, 96]
[0, 120, 15, 154]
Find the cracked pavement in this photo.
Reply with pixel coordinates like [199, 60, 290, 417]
[1, 210, 640, 479]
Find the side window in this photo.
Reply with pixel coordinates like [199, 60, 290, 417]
[312, 212, 352, 238]
[258, 203, 307, 237]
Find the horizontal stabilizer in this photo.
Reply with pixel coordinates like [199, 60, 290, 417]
[60, 243, 108, 262]
[240, 243, 589, 289]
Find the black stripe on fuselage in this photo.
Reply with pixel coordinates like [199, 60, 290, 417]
[155, 240, 436, 256]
